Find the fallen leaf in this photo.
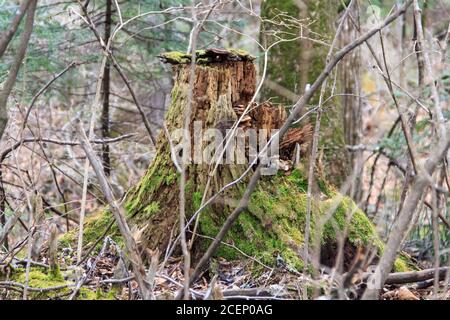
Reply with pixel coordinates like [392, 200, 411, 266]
[398, 286, 419, 300]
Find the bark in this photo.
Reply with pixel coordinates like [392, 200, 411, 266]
[101, 0, 112, 176]
[339, 1, 363, 202]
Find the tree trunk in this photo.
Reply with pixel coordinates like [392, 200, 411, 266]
[339, 1, 363, 203]
[0, 0, 31, 59]
[260, 0, 356, 188]
[73, 50, 383, 271]
[101, 0, 112, 176]
[126, 50, 258, 259]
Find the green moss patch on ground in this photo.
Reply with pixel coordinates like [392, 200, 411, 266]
[9, 267, 117, 300]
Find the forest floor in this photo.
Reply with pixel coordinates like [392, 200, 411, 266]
[3, 240, 447, 301]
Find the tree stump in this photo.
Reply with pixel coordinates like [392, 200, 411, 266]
[71, 49, 408, 273]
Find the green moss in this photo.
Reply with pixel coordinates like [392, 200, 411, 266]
[78, 287, 117, 300]
[11, 268, 70, 299]
[144, 201, 160, 217]
[164, 172, 178, 186]
[124, 154, 167, 215]
[196, 172, 387, 272]
[320, 196, 378, 247]
[65, 166, 416, 279]
[49, 264, 63, 281]
[393, 258, 408, 272]
[58, 209, 121, 251]
[58, 231, 73, 249]
[286, 169, 308, 192]
[159, 51, 191, 64]
[227, 48, 256, 60]
[393, 252, 418, 272]
[14, 268, 64, 287]
[317, 177, 333, 197]
[160, 49, 254, 65]
[81, 210, 119, 246]
[193, 191, 202, 210]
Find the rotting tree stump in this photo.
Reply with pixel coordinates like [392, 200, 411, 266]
[67, 49, 411, 273]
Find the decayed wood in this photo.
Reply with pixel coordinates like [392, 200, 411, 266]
[125, 58, 258, 255]
[244, 102, 313, 156]
[47, 223, 59, 274]
[159, 48, 255, 65]
[248, 102, 286, 133]
[279, 124, 314, 155]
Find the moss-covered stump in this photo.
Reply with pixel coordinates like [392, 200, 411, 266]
[63, 49, 409, 275]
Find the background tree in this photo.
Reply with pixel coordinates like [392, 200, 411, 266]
[260, 0, 360, 190]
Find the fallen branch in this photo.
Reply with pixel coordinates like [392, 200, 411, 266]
[0, 281, 74, 293]
[359, 267, 450, 285]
